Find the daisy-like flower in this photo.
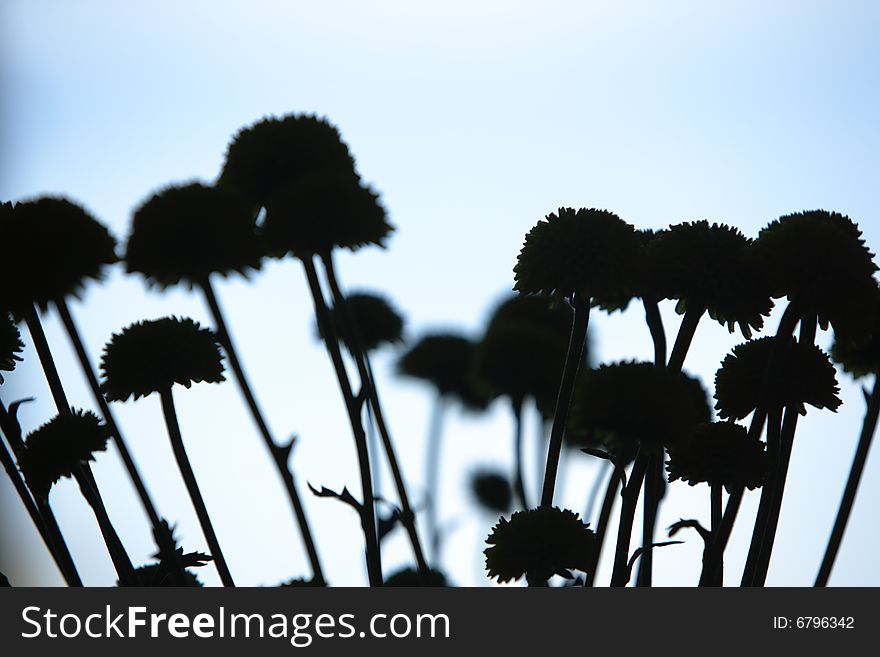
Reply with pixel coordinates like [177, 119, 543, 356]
[218, 113, 357, 211]
[649, 221, 773, 338]
[126, 182, 263, 289]
[0, 312, 23, 382]
[17, 410, 110, 501]
[513, 208, 641, 304]
[322, 292, 404, 353]
[753, 210, 878, 341]
[484, 507, 596, 584]
[592, 228, 665, 312]
[0, 197, 117, 315]
[100, 317, 225, 402]
[263, 172, 393, 258]
[398, 334, 490, 411]
[830, 288, 880, 379]
[666, 421, 767, 493]
[568, 361, 711, 451]
[714, 336, 842, 420]
[470, 470, 513, 514]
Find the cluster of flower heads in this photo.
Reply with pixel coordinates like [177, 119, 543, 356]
[714, 336, 842, 419]
[568, 361, 711, 452]
[0, 197, 117, 315]
[484, 507, 595, 584]
[473, 295, 575, 416]
[0, 312, 23, 383]
[126, 182, 264, 289]
[322, 292, 404, 353]
[100, 317, 225, 402]
[398, 334, 491, 410]
[753, 210, 878, 341]
[17, 410, 110, 501]
[666, 421, 767, 493]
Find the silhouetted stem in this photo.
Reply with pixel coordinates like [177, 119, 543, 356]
[610, 451, 649, 586]
[585, 463, 624, 587]
[709, 484, 723, 586]
[643, 298, 667, 368]
[541, 295, 590, 508]
[22, 304, 136, 585]
[816, 374, 880, 586]
[55, 298, 163, 531]
[511, 399, 528, 510]
[636, 453, 663, 587]
[321, 253, 429, 580]
[584, 460, 609, 526]
[302, 259, 382, 586]
[426, 395, 446, 565]
[159, 387, 235, 587]
[667, 304, 704, 372]
[699, 485, 743, 586]
[201, 278, 325, 585]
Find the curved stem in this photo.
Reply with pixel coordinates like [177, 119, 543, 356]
[610, 451, 649, 586]
[301, 258, 382, 586]
[511, 399, 528, 510]
[320, 253, 428, 579]
[667, 304, 704, 372]
[201, 279, 325, 585]
[541, 295, 590, 508]
[55, 298, 163, 531]
[159, 387, 235, 587]
[425, 395, 446, 565]
[816, 374, 880, 586]
[643, 298, 667, 368]
[585, 462, 623, 587]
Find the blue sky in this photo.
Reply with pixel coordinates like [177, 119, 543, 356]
[2, 0, 879, 586]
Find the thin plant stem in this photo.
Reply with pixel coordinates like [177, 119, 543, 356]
[699, 485, 743, 587]
[55, 298, 163, 530]
[512, 399, 528, 510]
[22, 304, 136, 585]
[815, 374, 880, 586]
[201, 278, 325, 585]
[643, 298, 667, 368]
[541, 295, 590, 508]
[159, 387, 235, 587]
[667, 305, 704, 372]
[426, 394, 446, 565]
[710, 483, 723, 586]
[320, 254, 429, 579]
[584, 460, 609, 526]
[585, 462, 624, 587]
[301, 258, 382, 586]
[610, 450, 650, 586]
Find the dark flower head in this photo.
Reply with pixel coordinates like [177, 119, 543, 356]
[218, 113, 357, 211]
[17, 409, 110, 501]
[648, 221, 774, 338]
[125, 564, 203, 587]
[126, 182, 263, 289]
[0, 197, 117, 314]
[592, 228, 662, 312]
[263, 172, 393, 257]
[100, 317, 225, 401]
[568, 361, 711, 452]
[474, 295, 575, 411]
[514, 207, 642, 304]
[666, 421, 767, 493]
[484, 507, 595, 583]
[753, 210, 878, 341]
[1, 312, 24, 383]
[830, 287, 880, 379]
[470, 470, 513, 514]
[398, 334, 491, 410]
[384, 567, 448, 587]
[321, 292, 405, 353]
[279, 577, 324, 587]
[714, 336, 842, 419]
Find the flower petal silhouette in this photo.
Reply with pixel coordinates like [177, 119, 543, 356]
[100, 317, 225, 401]
[126, 182, 263, 289]
[322, 292, 405, 353]
[484, 507, 595, 583]
[0, 312, 24, 382]
[398, 334, 491, 410]
[830, 289, 880, 379]
[17, 409, 110, 501]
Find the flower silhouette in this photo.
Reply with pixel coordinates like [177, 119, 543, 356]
[0, 197, 117, 314]
[485, 507, 595, 583]
[100, 317, 225, 402]
[0, 312, 23, 382]
[714, 336, 842, 419]
[17, 410, 110, 501]
[830, 289, 880, 379]
[384, 567, 448, 587]
[398, 334, 490, 411]
[470, 470, 513, 514]
[126, 182, 263, 289]
[323, 292, 404, 353]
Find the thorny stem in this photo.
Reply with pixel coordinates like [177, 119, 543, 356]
[541, 295, 590, 508]
[159, 387, 235, 587]
[815, 374, 880, 586]
[302, 258, 382, 586]
[201, 278, 325, 585]
[321, 253, 429, 580]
